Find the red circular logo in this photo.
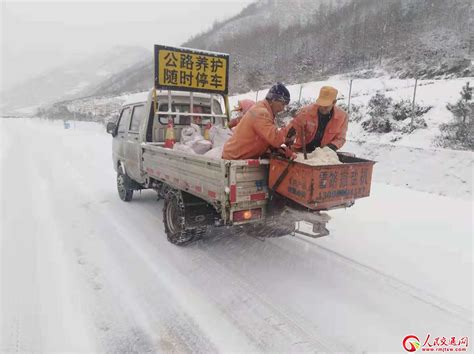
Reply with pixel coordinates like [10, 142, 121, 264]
[403, 335, 421, 352]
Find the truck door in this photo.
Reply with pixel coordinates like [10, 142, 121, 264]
[113, 106, 131, 171]
[125, 104, 146, 182]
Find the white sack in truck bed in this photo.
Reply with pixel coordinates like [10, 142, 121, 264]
[204, 124, 233, 159]
[209, 124, 232, 147]
[173, 123, 212, 155]
[295, 146, 342, 166]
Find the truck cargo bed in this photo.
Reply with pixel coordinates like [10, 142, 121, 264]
[142, 144, 227, 205]
[142, 144, 270, 224]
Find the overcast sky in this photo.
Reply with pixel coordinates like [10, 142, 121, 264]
[1, 0, 254, 90]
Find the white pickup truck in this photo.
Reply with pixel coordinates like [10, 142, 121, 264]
[106, 89, 374, 245]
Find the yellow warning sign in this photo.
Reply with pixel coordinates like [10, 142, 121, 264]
[154, 45, 229, 94]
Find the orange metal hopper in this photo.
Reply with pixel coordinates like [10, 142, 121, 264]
[268, 154, 376, 210]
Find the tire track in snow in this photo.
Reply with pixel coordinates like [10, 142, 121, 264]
[188, 229, 472, 352]
[55, 121, 469, 351]
[54, 143, 339, 352]
[32, 127, 219, 353]
[105, 200, 355, 351]
[1, 120, 95, 352]
[68, 186, 330, 352]
[291, 234, 473, 325]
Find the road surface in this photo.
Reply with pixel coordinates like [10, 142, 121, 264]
[1, 119, 472, 352]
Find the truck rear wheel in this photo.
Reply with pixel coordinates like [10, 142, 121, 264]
[117, 171, 133, 202]
[163, 189, 204, 245]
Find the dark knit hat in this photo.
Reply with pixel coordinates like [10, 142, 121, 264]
[265, 82, 290, 104]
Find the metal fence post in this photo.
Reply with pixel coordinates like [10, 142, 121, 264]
[348, 79, 353, 114]
[411, 77, 418, 127]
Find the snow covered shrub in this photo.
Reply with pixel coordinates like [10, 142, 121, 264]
[361, 116, 392, 133]
[446, 82, 473, 124]
[437, 82, 474, 150]
[361, 93, 431, 134]
[361, 93, 393, 133]
[368, 92, 393, 118]
[391, 100, 411, 121]
[388, 99, 431, 134]
[399, 117, 428, 133]
[392, 99, 432, 121]
[437, 121, 474, 150]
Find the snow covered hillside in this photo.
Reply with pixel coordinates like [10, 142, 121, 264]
[0, 116, 472, 352]
[85, 0, 470, 95]
[188, 0, 350, 47]
[184, 0, 472, 93]
[46, 75, 474, 153]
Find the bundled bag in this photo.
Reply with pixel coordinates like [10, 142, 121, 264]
[209, 124, 232, 147]
[204, 145, 224, 159]
[174, 123, 212, 154]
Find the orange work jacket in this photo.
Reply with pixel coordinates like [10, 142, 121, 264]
[291, 104, 348, 150]
[222, 100, 287, 159]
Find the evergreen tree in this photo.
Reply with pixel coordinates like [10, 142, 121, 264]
[439, 82, 474, 150]
[447, 82, 472, 124]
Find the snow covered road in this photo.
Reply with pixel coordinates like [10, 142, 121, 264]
[1, 119, 472, 352]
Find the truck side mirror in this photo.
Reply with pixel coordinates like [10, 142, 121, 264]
[106, 122, 117, 136]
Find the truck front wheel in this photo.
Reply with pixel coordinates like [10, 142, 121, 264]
[117, 171, 133, 202]
[163, 189, 198, 245]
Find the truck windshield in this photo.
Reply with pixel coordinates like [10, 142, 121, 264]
[158, 102, 223, 126]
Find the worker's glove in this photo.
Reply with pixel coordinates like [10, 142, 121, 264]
[326, 144, 337, 151]
[280, 146, 296, 160]
[285, 127, 297, 146]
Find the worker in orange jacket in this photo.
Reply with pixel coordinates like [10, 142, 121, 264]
[291, 86, 348, 152]
[222, 83, 293, 160]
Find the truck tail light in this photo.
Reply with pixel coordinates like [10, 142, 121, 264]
[233, 208, 262, 222]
